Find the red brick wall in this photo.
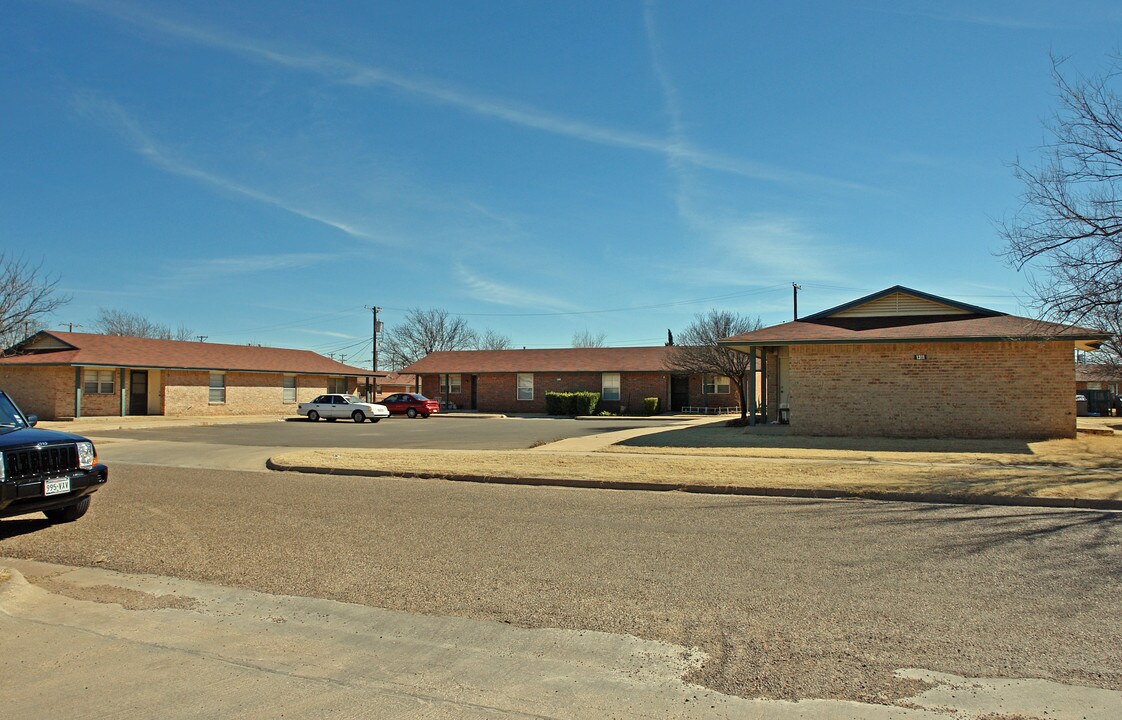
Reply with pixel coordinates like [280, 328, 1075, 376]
[787, 340, 1075, 438]
[421, 372, 674, 413]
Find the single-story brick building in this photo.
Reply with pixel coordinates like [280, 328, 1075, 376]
[0, 331, 381, 420]
[403, 346, 742, 414]
[719, 286, 1108, 439]
[376, 372, 419, 398]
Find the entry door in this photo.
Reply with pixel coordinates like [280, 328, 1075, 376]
[129, 371, 148, 416]
[470, 375, 478, 410]
[670, 375, 690, 411]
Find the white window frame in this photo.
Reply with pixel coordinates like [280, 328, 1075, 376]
[441, 373, 461, 394]
[209, 372, 226, 404]
[83, 369, 115, 395]
[516, 373, 534, 401]
[704, 374, 731, 395]
[601, 372, 621, 401]
[282, 375, 297, 404]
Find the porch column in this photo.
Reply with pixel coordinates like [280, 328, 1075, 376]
[760, 349, 768, 422]
[74, 367, 82, 419]
[748, 348, 757, 426]
[119, 368, 127, 416]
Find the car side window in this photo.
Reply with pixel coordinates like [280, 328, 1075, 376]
[312, 395, 327, 404]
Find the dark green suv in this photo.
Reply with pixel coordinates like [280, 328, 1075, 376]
[0, 390, 108, 522]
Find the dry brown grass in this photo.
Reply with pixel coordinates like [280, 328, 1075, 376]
[606, 423, 1122, 468]
[271, 448, 1122, 501]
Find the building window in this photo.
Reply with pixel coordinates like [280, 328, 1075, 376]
[704, 375, 731, 394]
[440, 373, 461, 394]
[209, 372, 226, 403]
[602, 373, 621, 401]
[83, 369, 115, 395]
[282, 376, 296, 404]
[516, 373, 534, 401]
[327, 377, 347, 394]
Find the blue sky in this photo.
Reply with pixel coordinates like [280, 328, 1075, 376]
[5, 1, 1122, 367]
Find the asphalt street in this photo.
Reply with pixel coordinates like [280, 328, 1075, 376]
[2, 462, 1119, 706]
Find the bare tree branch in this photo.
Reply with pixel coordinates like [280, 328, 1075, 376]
[665, 310, 763, 420]
[1001, 53, 1122, 346]
[384, 308, 478, 367]
[475, 328, 512, 350]
[91, 308, 195, 340]
[0, 254, 71, 352]
[571, 329, 607, 348]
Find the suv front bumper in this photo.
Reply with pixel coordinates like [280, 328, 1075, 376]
[0, 464, 109, 519]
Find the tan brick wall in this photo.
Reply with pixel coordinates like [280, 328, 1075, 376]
[787, 341, 1075, 439]
[162, 371, 351, 416]
[0, 366, 76, 420]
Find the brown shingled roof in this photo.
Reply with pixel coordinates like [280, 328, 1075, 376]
[404, 346, 675, 374]
[0, 331, 380, 376]
[720, 314, 1108, 348]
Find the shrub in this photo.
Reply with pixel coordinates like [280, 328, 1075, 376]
[643, 397, 660, 415]
[545, 392, 566, 416]
[568, 391, 600, 416]
[544, 391, 601, 416]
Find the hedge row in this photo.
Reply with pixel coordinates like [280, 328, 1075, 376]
[545, 391, 600, 416]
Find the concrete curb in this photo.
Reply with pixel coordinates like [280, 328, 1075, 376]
[264, 459, 1122, 512]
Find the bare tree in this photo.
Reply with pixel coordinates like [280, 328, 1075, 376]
[1001, 54, 1122, 348]
[571, 329, 607, 348]
[475, 328, 512, 350]
[92, 308, 194, 340]
[0, 254, 71, 352]
[666, 310, 763, 420]
[383, 307, 478, 366]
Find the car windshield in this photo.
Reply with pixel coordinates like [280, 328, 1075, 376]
[0, 393, 29, 428]
[342, 395, 359, 403]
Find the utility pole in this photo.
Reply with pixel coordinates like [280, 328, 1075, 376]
[196, 335, 208, 343]
[792, 282, 802, 321]
[62, 322, 82, 332]
[365, 305, 382, 400]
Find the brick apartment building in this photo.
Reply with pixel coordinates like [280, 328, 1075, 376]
[403, 346, 738, 414]
[719, 286, 1107, 439]
[0, 331, 380, 420]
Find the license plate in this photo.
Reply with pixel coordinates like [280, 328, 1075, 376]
[44, 478, 71, 496]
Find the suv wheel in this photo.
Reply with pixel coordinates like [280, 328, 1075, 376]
[44, 496, 90, 523]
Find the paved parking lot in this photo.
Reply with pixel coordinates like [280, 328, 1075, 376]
[84, 416, 652, 450]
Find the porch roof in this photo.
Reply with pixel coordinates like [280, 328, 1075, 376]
[720, 286, 1108, 352]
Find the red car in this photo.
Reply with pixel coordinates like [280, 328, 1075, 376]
[380, 393, 440, 418]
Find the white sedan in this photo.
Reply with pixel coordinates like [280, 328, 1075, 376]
[298, 394, 390, 423]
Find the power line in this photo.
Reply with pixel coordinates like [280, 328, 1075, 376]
[378, 285, 789, 319]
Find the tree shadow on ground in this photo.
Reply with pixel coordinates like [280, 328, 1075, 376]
[698, 496, 1122, 578]
[619, 424, 1035, 455]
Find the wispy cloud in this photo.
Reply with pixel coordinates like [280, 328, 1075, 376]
[72, 93, 386, 242]
[156, 252, 336, 289]
[293, 328, 358, 339]
[455, 265, 578, 311]
[69, 0, 865, 191]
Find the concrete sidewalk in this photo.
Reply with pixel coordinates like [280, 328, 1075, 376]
[4, 559, 1117, 720]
